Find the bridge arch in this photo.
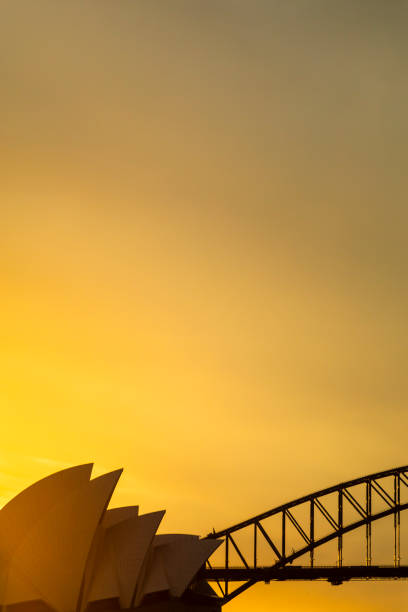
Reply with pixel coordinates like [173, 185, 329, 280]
[204, 465, 408, 604]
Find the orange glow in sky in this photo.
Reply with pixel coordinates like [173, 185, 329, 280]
[2, 2, 408, 610]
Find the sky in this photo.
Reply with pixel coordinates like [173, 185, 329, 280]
[1, 1, 408, 610]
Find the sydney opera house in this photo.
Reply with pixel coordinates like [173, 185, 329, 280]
[0, 465, 222, 612]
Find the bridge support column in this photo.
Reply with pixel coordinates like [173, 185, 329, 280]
[337, 490, 343, 567]
[366, 481, 371, 566]
[394, 474, 400, 568]
[310, 499, 314, 567]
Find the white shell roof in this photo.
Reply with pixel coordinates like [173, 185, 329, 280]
[5, 470, 122, 612]
[0, 465, 93, 606]
[0, 464, 93, 562]
[0, 465, 222, 611]
[109, 510, 165, 608]
[147, 536, 221, 598]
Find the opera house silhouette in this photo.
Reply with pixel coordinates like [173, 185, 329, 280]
[0, 465, 222, 612]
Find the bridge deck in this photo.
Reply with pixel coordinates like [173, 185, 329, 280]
[203, 565, 408, 584]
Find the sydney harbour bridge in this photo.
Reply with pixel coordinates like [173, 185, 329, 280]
[202, 465, 408, 607]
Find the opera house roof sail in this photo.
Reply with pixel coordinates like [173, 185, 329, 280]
[0, 465, 222, 612]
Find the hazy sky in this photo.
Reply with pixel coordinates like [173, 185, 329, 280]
[1, 2, 408, 610]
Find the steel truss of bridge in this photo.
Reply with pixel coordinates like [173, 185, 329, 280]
[203, 465, 408, 604]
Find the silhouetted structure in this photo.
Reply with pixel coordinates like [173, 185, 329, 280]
[0, 465, 407, 610]
[204, 465, 408, 604]
[0, 465, 221, 612]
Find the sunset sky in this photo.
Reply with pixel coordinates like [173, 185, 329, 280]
[1, 1, 408, 610]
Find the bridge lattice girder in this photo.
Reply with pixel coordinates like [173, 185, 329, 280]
[204, 465, 408, 604]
